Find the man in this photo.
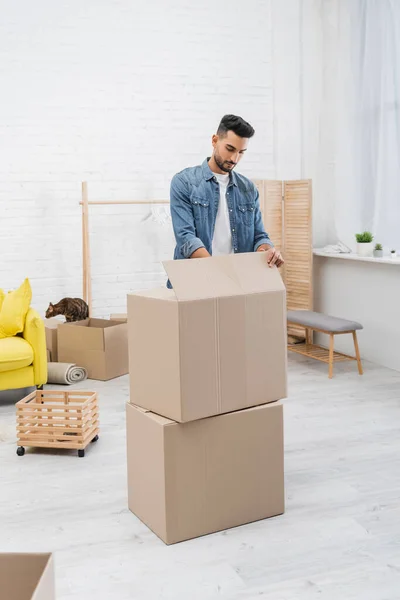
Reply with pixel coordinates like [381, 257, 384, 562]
[169, 114, 284, 270]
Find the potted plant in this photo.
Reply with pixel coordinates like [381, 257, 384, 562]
[373, 243, 383, 258]
[390, 249, 397, 259]
[355, 231, 374, 257]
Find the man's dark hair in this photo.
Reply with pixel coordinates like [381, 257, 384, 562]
[217, 114, 255, 139]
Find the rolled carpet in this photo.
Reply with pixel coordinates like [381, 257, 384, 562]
[47, 362, 88, 385]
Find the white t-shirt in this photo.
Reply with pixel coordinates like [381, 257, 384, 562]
[212, 172, 233, 256]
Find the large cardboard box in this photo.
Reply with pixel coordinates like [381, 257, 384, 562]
[57, 318, 128, 380]
[45, 319, 60, 362]
[126, 400, 284, 545]
[128, 252, 287, 422]
[0, 552, 55, 600]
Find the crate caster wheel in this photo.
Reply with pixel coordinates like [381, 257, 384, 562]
[91, 435, 99, 443]
[17, 447, 25, 457]
[78, 449, 85, 458]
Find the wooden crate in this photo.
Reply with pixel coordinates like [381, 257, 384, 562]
[16, 390, 99, 458]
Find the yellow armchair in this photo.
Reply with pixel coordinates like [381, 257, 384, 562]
[0, 308, 48, 391]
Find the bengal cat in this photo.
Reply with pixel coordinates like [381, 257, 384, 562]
[45, 298, 89, 322]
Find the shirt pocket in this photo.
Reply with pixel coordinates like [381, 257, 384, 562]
[191, 197, 210, 222]
[238, 203, 255, 226]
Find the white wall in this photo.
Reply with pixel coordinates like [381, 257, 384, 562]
[270, 0, 302, 180]
[271, 0, 335, 249]
[314, 256, 400, 372]
[0, 0, 278, 317]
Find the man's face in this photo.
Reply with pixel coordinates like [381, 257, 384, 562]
[212, 130, 249, 173]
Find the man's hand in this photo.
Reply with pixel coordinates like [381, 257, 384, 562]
[257, 245, 284, 268]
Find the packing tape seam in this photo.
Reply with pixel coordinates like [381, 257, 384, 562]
[215, 297, 221, 414]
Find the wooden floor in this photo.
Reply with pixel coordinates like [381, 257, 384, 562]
[1, 354, 400, 599]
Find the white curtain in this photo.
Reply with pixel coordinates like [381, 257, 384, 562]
[301, 0, 400, 251]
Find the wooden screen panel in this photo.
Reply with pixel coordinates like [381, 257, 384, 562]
[264, 180, 283, 252]
[253, 179, 266, 223]
[254, 179, 283, 252]
[284, 179, 313, 339]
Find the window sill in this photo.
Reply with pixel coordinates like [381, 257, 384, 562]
[313, 249, 400, 266]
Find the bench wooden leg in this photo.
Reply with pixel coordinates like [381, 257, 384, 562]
[352, 331, 363, 375]
[306, 328, 312, 345]
[328, 333, 334, 378]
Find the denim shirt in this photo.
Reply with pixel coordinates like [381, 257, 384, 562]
[170, 158, 273, 263]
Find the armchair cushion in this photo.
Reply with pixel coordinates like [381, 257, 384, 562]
[0, 336, 34, 373]
[23, 308, 48, 386]
[0, 278, 32, 339]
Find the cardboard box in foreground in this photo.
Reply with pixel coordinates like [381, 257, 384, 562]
[126, 400, 284, 545]
[58, 318, 128, 380]
[0, 552, 55, 600]
[128, 252, 287, 422]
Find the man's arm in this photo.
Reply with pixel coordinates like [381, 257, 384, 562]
[190, 247, 211, 258]
[170, 174, 209, 258]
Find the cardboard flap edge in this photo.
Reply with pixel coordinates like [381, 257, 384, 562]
[163, 253, 285, 300]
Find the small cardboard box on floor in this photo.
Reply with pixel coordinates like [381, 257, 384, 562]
[57, 318, 128, 380]
[127, 252, 287, 422]
[110, 313, 127, 322]
[127, 400, 284, 545]
[0, 552, 55, 599]
[45, 318, 60, 362]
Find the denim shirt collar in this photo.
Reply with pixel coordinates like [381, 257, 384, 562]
[202, 157, 238, 187]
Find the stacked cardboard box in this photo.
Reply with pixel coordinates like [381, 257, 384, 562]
[126, 252, 287, 544]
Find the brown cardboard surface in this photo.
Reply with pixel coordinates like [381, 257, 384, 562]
[45, 319, 60, 362]
[128, 252, 287, 422]
[57, 318, 128, 380]
[110, 313, 128, 322]
[126, 401, 284, 545]
[0, 553, 55, 600]
[128, 294, 181, 421]
[163, 251, 286, 299]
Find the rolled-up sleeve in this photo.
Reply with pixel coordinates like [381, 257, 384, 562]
[170, 174, 205, 258]
[253, 187, 274, 252]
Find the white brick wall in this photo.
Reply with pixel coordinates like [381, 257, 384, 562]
[0, 0, 276, 317]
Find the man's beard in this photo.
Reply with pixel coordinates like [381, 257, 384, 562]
[213, 151, 236, 173]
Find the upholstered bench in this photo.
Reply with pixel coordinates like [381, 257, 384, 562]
[287, 310, 363, 378]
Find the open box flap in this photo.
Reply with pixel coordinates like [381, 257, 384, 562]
[163, 252, 285, 301]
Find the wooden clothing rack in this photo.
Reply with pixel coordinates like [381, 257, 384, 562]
[80, 181, 170, 316]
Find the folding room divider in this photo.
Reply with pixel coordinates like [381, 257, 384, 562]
[254, 179, 313, 341]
